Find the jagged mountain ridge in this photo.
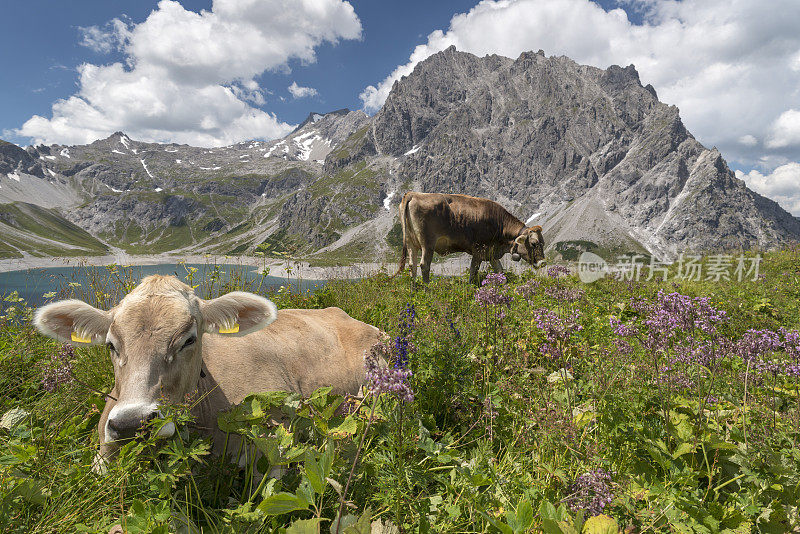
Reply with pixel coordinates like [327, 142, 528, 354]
[0, 110, 374, 256]
[350, 46, 800, 259]
[1, 47, 798, 261]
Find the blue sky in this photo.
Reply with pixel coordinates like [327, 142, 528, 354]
[1, 0, 488, 140]
[1, 0, 799, 214]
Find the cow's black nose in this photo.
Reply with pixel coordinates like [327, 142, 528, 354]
[107, 410, 158, 441]
[107, 417, 140, 441]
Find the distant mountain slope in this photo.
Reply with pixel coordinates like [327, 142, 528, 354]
[0, 110, 372, 256]
[357, 47, 800, 259]
[1, 48, 798, 261]
[0, 202, 108, 258]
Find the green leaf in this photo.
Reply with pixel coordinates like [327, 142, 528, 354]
[581, 514, 619, 534]
[483, 515, 514, 534]
[516, 500, 534, 531]
[256, 492, 309, 515]
[329, 415, 358, 439]
[342, 507, 372, 534]
[672, 442, 696, 459]
[542, 518, 579, 534]
[287, 518, 324, 534]
[305, 450, 324, 494]
[320, 442, 335, 478]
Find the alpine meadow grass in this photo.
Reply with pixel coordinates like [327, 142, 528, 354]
[1, 248, 800, 532]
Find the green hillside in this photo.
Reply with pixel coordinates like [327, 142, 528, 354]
[0, 202, 109, 258]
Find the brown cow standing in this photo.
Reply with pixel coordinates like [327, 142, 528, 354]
[393, 192, 547, 284]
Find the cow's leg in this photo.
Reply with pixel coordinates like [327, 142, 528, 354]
[410, 247, 420, 280]
[420, 246, 434, 284]
[490, 258, 504, 274]
[469, 255, 482, 284]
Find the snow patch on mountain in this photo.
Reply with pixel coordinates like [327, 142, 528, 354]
[383, 191, 396, 210]
[138, 159, 154, 179]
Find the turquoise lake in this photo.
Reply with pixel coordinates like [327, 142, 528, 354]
[0, 263, 323, 307]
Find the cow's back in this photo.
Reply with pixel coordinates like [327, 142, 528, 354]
[201, 307, 378, 405]
[405, 192, 515, 252]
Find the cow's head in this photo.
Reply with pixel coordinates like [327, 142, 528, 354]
[511, 225, 547, 268]
[34, 275, 277, 456]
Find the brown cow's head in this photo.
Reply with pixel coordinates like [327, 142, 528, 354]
[34, 275, 277, 458]
[511, 226, 547, 268]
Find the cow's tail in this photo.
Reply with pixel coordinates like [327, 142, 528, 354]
[391, 193, 412, 278]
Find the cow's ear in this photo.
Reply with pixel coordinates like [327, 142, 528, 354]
[34, 300, 111, 345]
[200, 292, 278, 336]
[530, 225, 543, 232]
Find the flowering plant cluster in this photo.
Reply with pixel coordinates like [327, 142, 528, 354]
[612, 290, 800, 380]
[544, 285, 585, 302]
[547, 265, 571, 279]
[475, 272, 512, 313]
[41, 343, 75, 393]
[531, 308, 583, 365]
[394, 303, 416, 369]
[736, 327, 800, 377]
[566, 468, 615, 516]
[365, 340, 414, 403]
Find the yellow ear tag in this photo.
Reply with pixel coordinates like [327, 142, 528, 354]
[71, 332, 93, 343]
[218, 323, 239, 334]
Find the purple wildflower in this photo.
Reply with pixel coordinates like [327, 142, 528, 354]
[547, 265, 570, 279]
[41, 344, 75, 392]
[566, 468, 615, 516]
[475, 273, 512, 313]
[609, 317, 636, 337]
[532, 308, 583, 364]
[483, 272, 507, 286]
[735, 328, 800, 377]
[365, 340, 414, 403]
[515, 278, 542, 299]
[544, 286, 585, 302]
[446, 315, 461, 339]
[394, 304, 416, 369]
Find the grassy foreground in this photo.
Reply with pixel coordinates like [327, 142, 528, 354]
[1, 250, 800, 533]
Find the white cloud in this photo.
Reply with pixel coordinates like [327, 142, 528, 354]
[17, 0, 361, 147]
[288, 81, 318, 99]
[737, 163, 800, 216]
[766, 109, 800, 149]
[738, 135, 758, 147]
[360, 0, 800, 167]
[78, 19, 130, 54]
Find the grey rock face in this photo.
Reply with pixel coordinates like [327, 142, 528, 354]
[0, 140, 44, 178]
[366, 46, 800, 258]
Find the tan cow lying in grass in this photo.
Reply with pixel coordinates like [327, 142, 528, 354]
[34, 275, 380, 466]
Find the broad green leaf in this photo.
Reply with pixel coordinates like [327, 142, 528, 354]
[516, 500, 534, 531]
[256, 492, 309, 515]
[582, 514, 620, 534]
[329, 415, 358, 439]
[320, 442, 335, 478]
[342, 507, 372, 534]
[542, 518, 579, 534]
[287, 518, 324, 534]
[305, 450, 324, 494]
[672, 442, 696, 459]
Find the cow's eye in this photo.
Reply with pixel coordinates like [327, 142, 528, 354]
[106, 342, 117, 354]
[181, 336, 196, 350]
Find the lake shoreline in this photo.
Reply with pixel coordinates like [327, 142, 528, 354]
[0, 253, 533, 281]
[0, 253, 503, 280]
